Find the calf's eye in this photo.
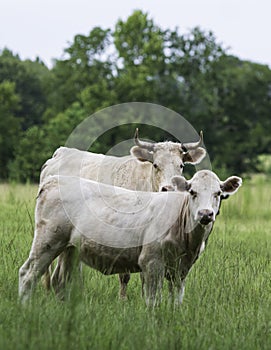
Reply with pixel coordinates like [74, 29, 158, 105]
[153, 163, 158, 169]
[180, 164, 184, 169]
[189, 190, 197, 199]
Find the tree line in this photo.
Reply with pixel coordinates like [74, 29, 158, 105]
[1, 10, 271, 182]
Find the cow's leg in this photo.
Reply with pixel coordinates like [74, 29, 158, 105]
[19, 241, 66, 303]
[118, 273, 130, 299]
[141, 260, 164, 307]
[167, 277, 185, 306]
[167, 278, 174, 301]
[51, 246, 80, 299]
[174, 278, 186, 305]
[140, 272, 145, 297]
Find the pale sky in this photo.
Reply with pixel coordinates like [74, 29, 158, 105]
[1, 0, 270, 68]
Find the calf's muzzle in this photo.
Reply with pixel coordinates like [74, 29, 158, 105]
[197, 209, 214, 225]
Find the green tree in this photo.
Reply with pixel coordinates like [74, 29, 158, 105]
[0, 49, 50, 129]
[200, 56, 271, 174]
[0, 81, 20, 179]
[114, 10, 165, 70]
[9, 126, 49, 182]
[10, 102, 89, 182]
[113, 10, 168, 102]
[44, 101, 88, 150]
[49, 27, 114, 114]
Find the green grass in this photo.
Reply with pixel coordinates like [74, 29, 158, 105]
[0, 178, 270, 350]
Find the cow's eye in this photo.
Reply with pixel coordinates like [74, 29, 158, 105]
[189, 189, 197, 198]
[214, 191, 222, 198]
[180, 164, 184, 169]
[153, 163, 159, 169]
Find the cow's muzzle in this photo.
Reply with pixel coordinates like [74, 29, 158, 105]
[197, 209, 214, 225]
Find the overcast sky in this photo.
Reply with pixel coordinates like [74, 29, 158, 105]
[1, 0, 270, 68]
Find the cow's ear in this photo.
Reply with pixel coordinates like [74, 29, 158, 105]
[220, 176, 242, 195]
[130, 146, 153, 163]
[171, 176, 191, 192]
[183, 147, 206, 165]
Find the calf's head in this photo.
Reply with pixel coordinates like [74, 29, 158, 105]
[172, 170, 242, 225]
[130, 129, 206, 192]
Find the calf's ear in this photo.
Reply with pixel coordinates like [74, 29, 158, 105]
[130, 146, 153, 163]
[183, 147, 206, 165]
[171, 176, 191, 192]
[220, 176, 242, 195]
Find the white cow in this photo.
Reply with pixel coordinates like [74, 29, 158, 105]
[19, 170, 242, 305]
[40, 129, 206, 192]
[40, 129, 206, 297]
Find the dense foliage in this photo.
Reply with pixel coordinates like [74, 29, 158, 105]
[1, 10, 271, 182]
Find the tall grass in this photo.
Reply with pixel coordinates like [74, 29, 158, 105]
[0, 178, 270, 350]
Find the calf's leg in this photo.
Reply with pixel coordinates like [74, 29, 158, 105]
[168, 278, 186, 306]
[141, 260, 164, 307]
[19, 233, 68, 303]
[51, 246, 79, 299]
[118, 273, 130, 299]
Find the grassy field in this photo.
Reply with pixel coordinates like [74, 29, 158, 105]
[0, 178, 270, 350]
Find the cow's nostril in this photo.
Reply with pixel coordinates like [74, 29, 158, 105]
[161, 186, 168, 192]
[198, 210, 214, 224]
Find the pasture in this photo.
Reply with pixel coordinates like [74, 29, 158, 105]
[0, 178, 270, 350]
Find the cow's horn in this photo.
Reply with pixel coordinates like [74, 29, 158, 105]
[134, 128, 155, 151]
[182, 130, 204, 150]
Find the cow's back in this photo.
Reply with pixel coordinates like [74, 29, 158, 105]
[40, 147, 104, 183]
[40, 147, 152, 191]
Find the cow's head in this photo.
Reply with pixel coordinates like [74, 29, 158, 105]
[172, 170, 242, 225]
[130, 129, 206, 192]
